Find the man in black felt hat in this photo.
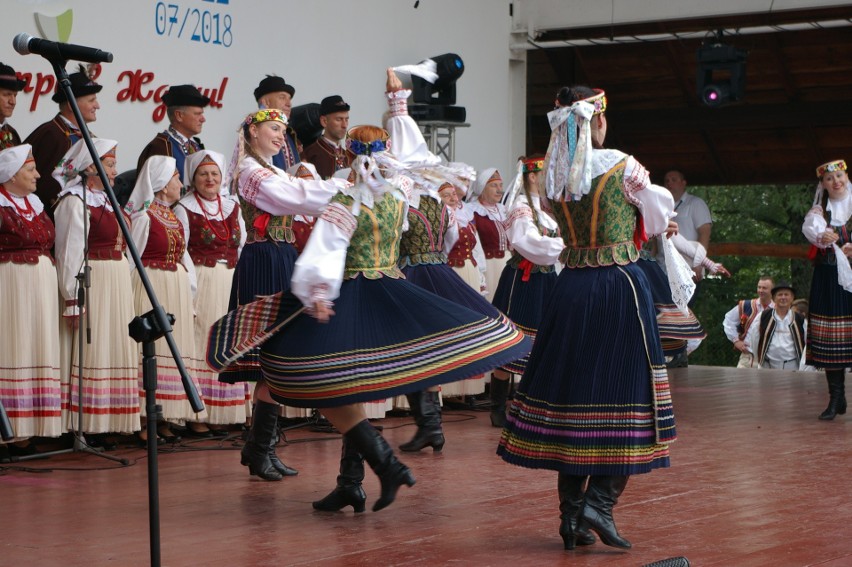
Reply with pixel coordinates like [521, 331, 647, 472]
[301, 95, 353, 179]
[24, 64, 102, 209]
[137, 84, 209, 183]
[254, 75, 301, 169]
[744, 281, 806, 370]
[0, 62, 26, 150]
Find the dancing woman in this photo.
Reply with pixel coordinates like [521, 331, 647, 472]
[497, 86, 678, 551]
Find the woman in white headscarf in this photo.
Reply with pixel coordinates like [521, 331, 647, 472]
[467, 167, 509, 299]
[53, 138, 140, 447]
[0, 144, 62, 456]
[126, 155, 206, 443]
[173, 150, 248, 436]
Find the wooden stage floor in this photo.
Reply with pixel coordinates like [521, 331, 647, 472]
[2, 366, 851, 566]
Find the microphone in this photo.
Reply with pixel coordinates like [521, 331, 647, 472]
[13, 33, 113, 63]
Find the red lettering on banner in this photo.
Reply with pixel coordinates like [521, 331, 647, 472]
[116, 69, 156, 102]
[15, 67, 228, 121]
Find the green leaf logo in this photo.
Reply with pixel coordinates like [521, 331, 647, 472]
[35, 8, 73, 42]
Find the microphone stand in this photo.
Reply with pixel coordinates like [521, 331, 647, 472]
[18, 57, 203, 567]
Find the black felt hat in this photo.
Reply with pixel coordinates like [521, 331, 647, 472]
[771, 281, 796, 296]
[254, 75, 295, 101]
[0, 62, 26, 91]
[51, 65, 102, 103]
[161, 84, 211, 108]
[319, 95, 350, 116]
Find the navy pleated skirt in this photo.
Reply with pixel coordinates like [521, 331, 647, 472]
[402, 262, 501, 317]
[497, 262, 676, 476]
[220, 240, 298, 383]
[260, 276, 530, 408]
[808, 263, 852, 368]
[490, 266, 558, 374]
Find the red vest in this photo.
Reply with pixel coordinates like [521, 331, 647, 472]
[474, 213, 507, 259]
[447, 223, 478, 267]
[0, 205, 55, 264]
[87, 204, 129, 260]
[141, 203, 186, 271]
[184, 205, 241, 268]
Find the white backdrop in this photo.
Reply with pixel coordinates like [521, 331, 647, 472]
[2, 0, 522, 177]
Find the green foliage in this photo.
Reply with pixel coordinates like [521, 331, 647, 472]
[687, 183, 814, 366]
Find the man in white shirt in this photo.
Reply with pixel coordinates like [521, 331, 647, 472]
[722, 276, 774, 368]
[657, 169, 713, 281]
[745, 282, 805, 370]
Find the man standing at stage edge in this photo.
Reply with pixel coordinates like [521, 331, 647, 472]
[723, 276, 775, 368]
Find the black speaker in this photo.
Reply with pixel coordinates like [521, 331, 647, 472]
[289, 103, 323, 148]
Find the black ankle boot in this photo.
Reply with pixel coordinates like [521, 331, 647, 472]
[345, 420, 415, 511]
[819, 371, 845, 421]
[399, 391, 445, 452]
[489, 376, 511, 428]
[268, 423, 298, 477]
[557, 473, 597, 550]
[313, 437, 366, 513]
[240, 401, 284, 481]
[581, 475, 631, 549]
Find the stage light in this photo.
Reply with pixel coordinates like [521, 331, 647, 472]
[396, 53, 466, 122]
[696, 40, 747, 107]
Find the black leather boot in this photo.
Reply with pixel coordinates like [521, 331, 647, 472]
[312, 437, 366, 513]
[240, 401, 284, 481]
[819, 370, 845, 421]
[557, 473, 597, 550]
[581, 475, 632, 549]
[345, 420, 416, 511]
[268, 423, 298, 476]
[399, 390, 445, 452]
[489, 376, 511, 428]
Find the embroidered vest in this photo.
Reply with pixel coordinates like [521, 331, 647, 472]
[399, 195, 449, 267]
[185, 205, 241, 268]
[333, 192, 405, 280]
[0, 206, 55, 264]
[447, 223, 478, 267]
[737, 299, 762, 339]
[141, 202, 186, 271]
[240, 199, 295, 245]
[549, 160, 639, 268]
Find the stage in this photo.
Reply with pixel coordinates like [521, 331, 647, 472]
[2, 366, 851, 566]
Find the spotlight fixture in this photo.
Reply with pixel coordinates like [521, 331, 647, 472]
[696, 37, 747, 107]
[398, 53, 466, 122]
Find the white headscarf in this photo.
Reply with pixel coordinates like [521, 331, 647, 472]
[184, 150, 228, 197]
[125, 155, 178, 215]
[466, 167, 499, 203]
[0, 144, 32, 184]
[53, 138, 118, 190]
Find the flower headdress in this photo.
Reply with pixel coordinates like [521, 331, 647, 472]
[816, 159, 847, 178]
[543, 88, 607, 201]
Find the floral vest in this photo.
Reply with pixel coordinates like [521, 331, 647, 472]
[549, 159, 639, 268]
[185, 205, 241, 268]
[398, 195, 450, 267]
[332, 192, 406, 281]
